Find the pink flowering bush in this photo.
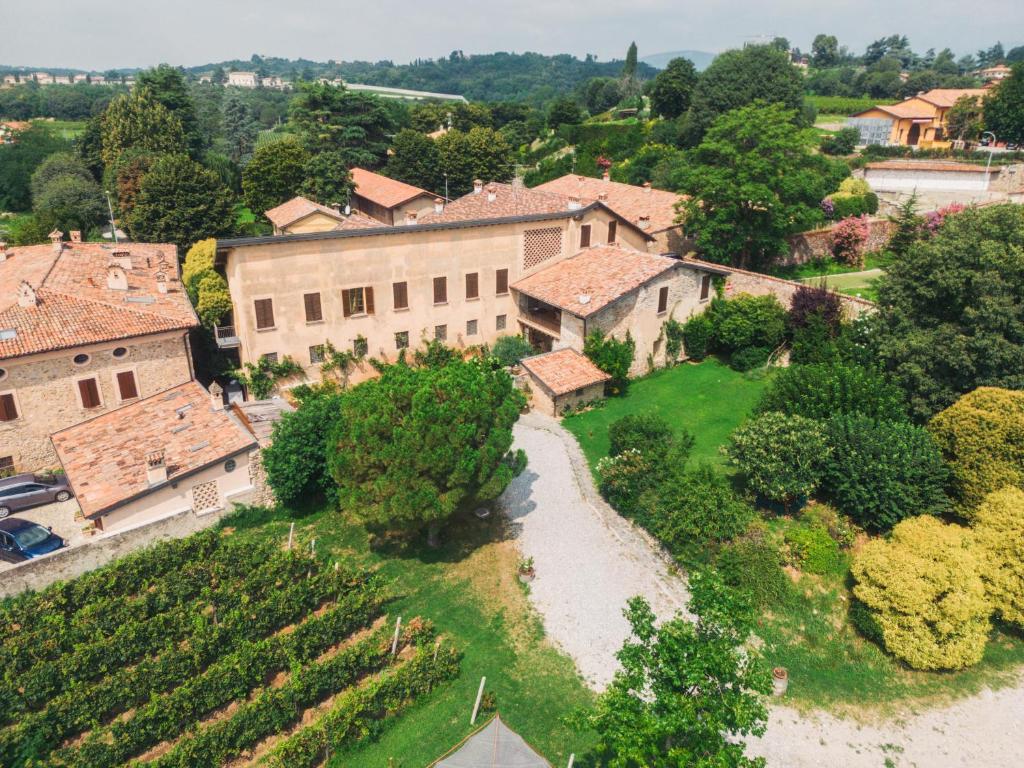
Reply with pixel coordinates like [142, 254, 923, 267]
[829, 215, 870, 267]
[925, 203, 966, 233]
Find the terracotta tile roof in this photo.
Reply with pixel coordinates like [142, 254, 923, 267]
[865, 160, 991, 173]
[535, 175, 684, 234]
[52, 381, 257, 519]
[351, 167, 432, 209]
[419, 182, 580, 224]
[917, 88, 988, 108]
[264, 196, 343, 228]
[0, 241, 197, 360]
[521, 348, 610, 396]
[511, 246, 679, 318]
[862, 102, 936, 119]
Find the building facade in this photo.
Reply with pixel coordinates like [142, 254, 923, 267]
[850, 88, 989, 148]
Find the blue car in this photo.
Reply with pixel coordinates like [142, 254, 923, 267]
[0, 518, 66, 563]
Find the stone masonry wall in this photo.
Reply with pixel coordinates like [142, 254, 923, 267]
[782, 218, 895, 266]
[725, 267, 875, 318]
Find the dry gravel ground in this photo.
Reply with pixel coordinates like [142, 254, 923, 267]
[502, 412, 1024, 767]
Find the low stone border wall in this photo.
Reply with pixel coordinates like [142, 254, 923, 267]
[782, 218, 894, 266]
[724, 266, 875, 318]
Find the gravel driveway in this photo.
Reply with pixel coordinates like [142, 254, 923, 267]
[502, 411, 1024, 767]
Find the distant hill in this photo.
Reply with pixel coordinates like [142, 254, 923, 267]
[641, 50, 717, 71]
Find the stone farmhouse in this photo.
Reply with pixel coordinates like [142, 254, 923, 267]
[850, 87, 989, 148]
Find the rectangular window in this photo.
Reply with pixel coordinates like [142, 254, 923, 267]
[254, 298, 274, 329]
[496, 314, 507, 331]
[433, 276, 447, 305]
[353, 337, 368, 357]
[0, 393, 17, 422]
[303, 292, 323, 322]
[580, 224, 591, 249]
[435, 324, 447, 341]
[116, 370, 139, 400]
[657, 286, 669, 314]
[309, 344, 325, 364]
[495, 268, 509, 295]
[465, 272, 479, 300]
[466, 319, 478, 336]
[393, 281, 409, 310]
[607, 220, 618, 244]
[342, 287, 373, 317]
[700, 275, 712, 301]
[0, 456, 14, 479]
[395, 331, 409, 350]
[78, 378, 101, 409]
[261, 352, 278, 364]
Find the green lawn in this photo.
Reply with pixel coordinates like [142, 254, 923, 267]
[225, 505, 595, 766]
[809, 269, 883, 302]
[563, 358, 772, 470]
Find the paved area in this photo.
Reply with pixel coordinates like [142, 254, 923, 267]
[0, 498, 85, 573]
[499, 411, 690, 690]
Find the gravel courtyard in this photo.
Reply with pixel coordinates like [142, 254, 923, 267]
[502, 411, 1024, 767]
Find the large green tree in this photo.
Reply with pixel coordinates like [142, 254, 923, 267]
[0, 125, 69, 211]
[435, 127, 514, 197]
[984, 62, 1024, 143]
[221, 91, 260, 164]
[31, 171, 105, 233]
[299, 151, 355, 207]
[575, 572, 770, 768]
[241, 137, 310, 214]
[135, 64, 202, 154]
[385, 128, 442, 193]
[811, 34, 840, 68]
[684, 45, 804, 144]
[28, 152, 94, 202]
[100, 88, 186, 167]
[326, 358, 525, 545]
[126, 154, 235, 247]
[873, 204, 1024, 420]
[678, 102, 845, 267]
[648, 57, 698, 119]
[288, 82, 394, 168]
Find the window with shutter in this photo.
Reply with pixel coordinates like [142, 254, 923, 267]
[254, 298, 274, 329]
[496, 269, 509, 295]
[116, 370, 139, 400]
[342, 287, 366, 316]
[364, 287, 374, 315]
[303, 292, 322, 322]
[465, 272, 479, 300]
[580, 224, 591, 249]
[393, 281, 409, 310]
[657, 286, 669, 314]
[608, 220, 617, 244]
[433, 276, 447, 304]
[0, 393, 17, 421]
[700, 275, 712, 301]
[78, 378, 101, 409]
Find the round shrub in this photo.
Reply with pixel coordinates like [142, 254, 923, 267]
[729, 346, 772, 371]
[716, 523, 790, 608]
[783, 523, 841, 575]
[822, 415, 950, 531]
[790, 313, 839, 365]
[973, 487, 1024, 628]
[726, 412, 831, 506]
[756, 362, 907, 422]
[681, 313, 713, 360]
[928, 387, 1024, 515]
[788, 284, 842, 332]
[597, 449, 656, 517]
[829, 215, 869, 267]
[608, 413, 674, 457]
[851, 515, 991, 670]
[710, 294, 787, 354]
[490, 334, 535, 367]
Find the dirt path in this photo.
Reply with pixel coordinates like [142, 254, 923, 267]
[503, 412, 1024, 767]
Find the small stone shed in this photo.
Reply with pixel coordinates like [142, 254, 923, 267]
[430, 714, 551, 767]
[521, 348, 610, 416]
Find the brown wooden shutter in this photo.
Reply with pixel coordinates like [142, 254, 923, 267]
[254, 298, 274, 329]
[466, 272, 479, 299]
[496, 268, 509, 295]
[0, 393, 17, 421]
[580, 224, 591, 249]
[116, 371, 139, 400]
[608, 220, 617, 244]
[364, 286, 375, 315]
[393, 281, 408, 310]
[700, 275, 711, 300]
[341, 289, 352, 318]
[433, 276, 447, 304]
[304, 292, 322, 322]
[657, 286, 669, 313]
[78, 378, 101, 409]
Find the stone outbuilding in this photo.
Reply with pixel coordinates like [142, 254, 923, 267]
[521, 347, 610, 415]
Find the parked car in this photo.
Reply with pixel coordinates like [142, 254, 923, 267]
[0, 473, 74, 518]
[0, 518, 66, 563]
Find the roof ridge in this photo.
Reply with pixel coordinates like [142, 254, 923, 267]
[35, 285, 187, 322]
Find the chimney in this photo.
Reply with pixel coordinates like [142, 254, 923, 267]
[602, 171, 610, 182]
[155, 271, 168, 294]
[404, 210, 418, 226]
[208, 381, 225, 412]
[145, 449, 167, 486]
[638, 215, 651, 230]
[49, 229, 63, 253]
[112, 250, 132, 269]
[17, 280, 37, 308]
[70, 230, 82, 243]
[598, 192, 609, 202]
[567, 196, 582, 211]
[486, 184, 497, 203]
[330, 202, 341, 213]
[106, 263, 128, 290]
[643, 182, 652, 194]
[472, 179, 483, 195]
[434, 197, 444, 214]
[344, 204, 351, 215]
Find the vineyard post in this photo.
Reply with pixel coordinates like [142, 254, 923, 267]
[287, 522, 294, 550]
[470, 676, 486, 725]
[391, 616, 402, 655]
[433, 638, 441, 661]
[567, 754, 575, 768]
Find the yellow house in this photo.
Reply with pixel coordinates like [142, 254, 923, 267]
[851, 88, 988, 148]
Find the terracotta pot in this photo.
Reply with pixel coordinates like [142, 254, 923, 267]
[518, 569, 535, 583]
[772, 667, 788, 696]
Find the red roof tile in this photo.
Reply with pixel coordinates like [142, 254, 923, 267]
[917, 88, 988, 108]
[263, 195, 380, 231]
[535, 175, 684, 234]
[0, 241, 197, 359]
[419, 182, 580, 223]
[521, 348, 610, 396]
[351, 168, 433, 209]
[52, 381, 257, 518]
[511, 246, 679, 318]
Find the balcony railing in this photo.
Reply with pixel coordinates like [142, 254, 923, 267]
[518, 301, 562, 336]
[214, 325, 241, 348]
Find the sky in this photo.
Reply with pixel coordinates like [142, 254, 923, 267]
[3, 0, 1022, 71]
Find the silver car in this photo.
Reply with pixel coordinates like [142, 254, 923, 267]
[0, 474, 74, 518]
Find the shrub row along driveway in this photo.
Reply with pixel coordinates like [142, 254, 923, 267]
[503, 412, 1024, 766]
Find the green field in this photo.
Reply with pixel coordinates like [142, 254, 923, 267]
[806, 268, 883, 302]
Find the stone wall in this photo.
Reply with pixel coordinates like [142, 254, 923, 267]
[782, 218, 895, 266]
[724, 267, 875, 318]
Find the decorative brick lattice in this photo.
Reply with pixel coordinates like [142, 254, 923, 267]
[523, 227, 563, 270]
[192, 479, 221, 513]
